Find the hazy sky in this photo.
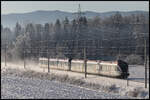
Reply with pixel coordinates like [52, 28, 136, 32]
[1, 1, 149, 15]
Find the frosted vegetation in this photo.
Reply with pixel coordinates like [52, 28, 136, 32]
[1, 12, 149, 65]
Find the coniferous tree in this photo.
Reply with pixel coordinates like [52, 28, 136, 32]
[14, 22, 22, 40]
[44, 23, 50, 40]
[54, 19, 61, 41]
[63, 17, 70, 40]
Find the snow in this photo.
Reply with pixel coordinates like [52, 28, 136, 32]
[1, 68, 132, 99]
[1, 62, 149, 99]
[128, 65, 149, 82]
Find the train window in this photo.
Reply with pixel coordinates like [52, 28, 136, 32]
[101, 65, 103, 71]
[110, 66, 113, 71]
[109, 66, 110, 71]
[111, 66, 116, 71]
[54, 61, 56, 65]
[112, 66, 115, 71]
[98, 65, 102, 71]
[102, 65, 105, 71]
[104, 66, 107, 71]
[108, 66, 110, 71]
[62, 62, 64, 66]
[59, 62, 61, 67]
[65, 62, 67, 66]
[116, 67, 121, 71]
[62, 62, 64, 67]
[51, 61, 54, 65]
[115, 66, 118, 71]
[63, 62, 65, 66]
[53, 61, 55, 65]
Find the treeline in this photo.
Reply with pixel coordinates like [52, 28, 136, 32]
[1, 12, 149, 64]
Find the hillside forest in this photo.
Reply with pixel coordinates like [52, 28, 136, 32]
[1, 12, 149, 65]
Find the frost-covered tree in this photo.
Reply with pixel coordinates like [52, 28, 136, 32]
[14, 22, 22, 40]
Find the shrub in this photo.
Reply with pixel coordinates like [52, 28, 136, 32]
[126, 87, 148, 98]
[125, 54, 144, 65]
[105, 84, 119, 93]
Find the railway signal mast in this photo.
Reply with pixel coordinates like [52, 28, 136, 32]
[73, 4, 85, 34]
[77, 4, 84, 21]
[73, 4, 85, 21]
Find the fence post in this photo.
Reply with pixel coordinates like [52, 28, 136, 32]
[84, 41, 87, 78]
[24, 49, 26, 69]
[5, 42, 7, 67]
[48, 49, 50, 73]
[23, 40, 26, 69]
[144, 38, 147, 88]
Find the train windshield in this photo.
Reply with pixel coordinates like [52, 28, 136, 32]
[118, 60, 128, 72]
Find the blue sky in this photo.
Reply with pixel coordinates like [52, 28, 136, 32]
[1, 1, 149, 15]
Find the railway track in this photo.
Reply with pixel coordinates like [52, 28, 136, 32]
[42, 66, 149, 83]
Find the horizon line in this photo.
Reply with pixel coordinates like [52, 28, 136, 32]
[2, 9, 148, 15]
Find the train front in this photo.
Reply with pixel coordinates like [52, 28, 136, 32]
[117, 60, 130, 79]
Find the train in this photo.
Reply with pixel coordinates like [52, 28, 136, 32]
[39, 58, 129, 79]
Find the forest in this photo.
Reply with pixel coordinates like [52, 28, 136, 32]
[1, 12, 149, 65]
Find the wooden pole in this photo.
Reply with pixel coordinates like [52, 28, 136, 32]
[84, 41, 87, 78]
[47, 41, 50, 73]
[144, 38, 147, 88]
[48, 49, 50, 73]
[5, 42, 7, 67]
[4, 29, 7, 67]
[24, 49, 26, 69]
[23, 40, 26, 69]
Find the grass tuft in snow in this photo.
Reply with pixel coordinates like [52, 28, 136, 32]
[126, 87, 149, 98]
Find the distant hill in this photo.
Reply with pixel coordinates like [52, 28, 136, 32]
[1, 10, 148, 29]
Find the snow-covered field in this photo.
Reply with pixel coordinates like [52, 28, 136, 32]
[1, 62, 149, 99]
[1, 70, 131, 99]
[128, 65, 149, 82]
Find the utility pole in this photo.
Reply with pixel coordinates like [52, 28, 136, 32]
[5, 28, 7, 67]
[84, 40, 87, 78]
[138, 33, 148, 88]
[144, 38, 147, 88]
[23, 40, 26, 69]
[47, 46, 50, 73]
[5, 42, 7, 67]
[48, 51, 50, 73]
